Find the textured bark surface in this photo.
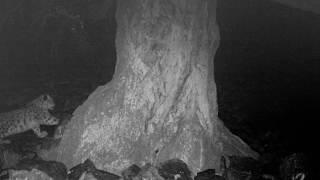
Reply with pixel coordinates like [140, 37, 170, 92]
[55, 0, 258, 175]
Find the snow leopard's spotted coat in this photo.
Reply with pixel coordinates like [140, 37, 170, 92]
[0, 94, 59, 142]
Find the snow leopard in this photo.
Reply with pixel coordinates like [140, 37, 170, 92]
[0, 94, 59, 144]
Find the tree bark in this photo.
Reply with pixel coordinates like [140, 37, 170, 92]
[55, 0, 258, 175]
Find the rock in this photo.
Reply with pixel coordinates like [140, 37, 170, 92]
[134, 163, 164, 180]
[68, 159, 92, 180]
[8, 168, 53, 180]
[13, 158, 67, 180]
[194, 169, 225, 180]
[78, 172, 98, 180]
[223, 156, 263, 180]
[157, 159, 192, 180]
[0, 126, 62, 170]
[68, 159, 120, 180]
[194, 169, 215, 180]
[121, 164, 141, 180]
[0, 148, 22, 169]
[279, 153, 308, 180]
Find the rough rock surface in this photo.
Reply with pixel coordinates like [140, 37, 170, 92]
[54, 0, 258, 175]
[194, 169, 225, 180]
[8, 169, 53, 180]
[157, 159, 192, 180]
[0, 158, 67, 180]
[121, 164, 141, 180]
[13, 158, 67, 180]
[68, 159, 120, 180]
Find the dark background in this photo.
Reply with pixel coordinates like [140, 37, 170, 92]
[216, 0, 320, 170]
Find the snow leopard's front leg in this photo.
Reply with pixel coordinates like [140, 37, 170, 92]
[32, 126, 48, 138]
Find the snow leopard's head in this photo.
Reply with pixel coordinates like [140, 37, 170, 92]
[27, 94, 55, 110]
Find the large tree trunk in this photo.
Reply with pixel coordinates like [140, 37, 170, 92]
[55, 0, 258, 175]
